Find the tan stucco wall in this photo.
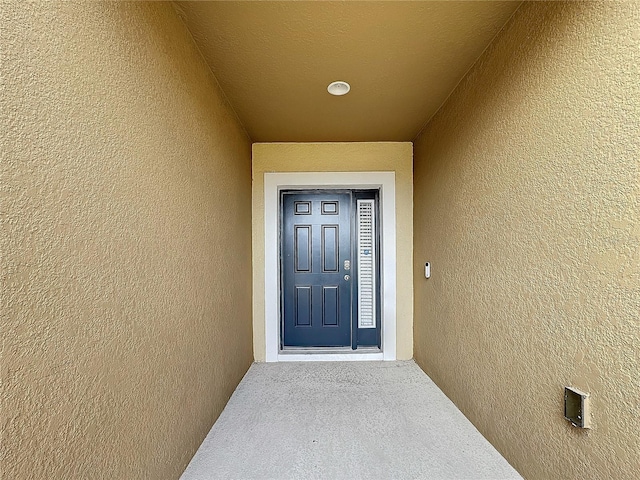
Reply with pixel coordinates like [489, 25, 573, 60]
[2, 2, 253, 478]
[252, 143, 413, 361]
[413, 2, 640, 479]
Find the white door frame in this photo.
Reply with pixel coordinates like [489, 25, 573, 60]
[264, 171, 397, 362]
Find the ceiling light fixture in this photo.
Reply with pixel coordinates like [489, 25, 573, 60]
[327, 81, 350, 96]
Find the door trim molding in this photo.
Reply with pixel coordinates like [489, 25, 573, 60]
[264, 172, 396, 362]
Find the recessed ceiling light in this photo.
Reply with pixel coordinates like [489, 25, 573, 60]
[327, 81, 350, 96]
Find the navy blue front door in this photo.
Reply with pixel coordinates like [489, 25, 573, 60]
[281, 192, 352, 347]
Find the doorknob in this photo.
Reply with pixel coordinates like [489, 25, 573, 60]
[344, 260, 351, 271]
[344, 274, 351, 281]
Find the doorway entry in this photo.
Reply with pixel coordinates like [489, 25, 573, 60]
[280, 190, 381, 350]
[263, 171, 397, 362]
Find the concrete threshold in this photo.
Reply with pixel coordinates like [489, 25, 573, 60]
[181, 361, 522, 480]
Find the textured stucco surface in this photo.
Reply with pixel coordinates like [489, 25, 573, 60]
[252, 143, 413, 361]
[182, 361, 521, 480]
[175, 1, 520, 142]
[2, 2, 253, 478]
[413, 2, 640, 479]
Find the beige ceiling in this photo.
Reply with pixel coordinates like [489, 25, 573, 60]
[175, 1, 521, 142]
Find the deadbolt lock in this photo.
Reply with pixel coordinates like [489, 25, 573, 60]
[344, 274, 351, 281]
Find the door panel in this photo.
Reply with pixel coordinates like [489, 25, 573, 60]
[282, 192, 352, 347]
[294, 286, 312, 326]
[294, 226, 311, 272]
[322, 286, 339, 326]
[321, 226, 339, 272]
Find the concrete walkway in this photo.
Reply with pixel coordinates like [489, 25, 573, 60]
[181, 361, 521, 480]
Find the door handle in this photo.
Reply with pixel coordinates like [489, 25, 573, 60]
[344, 260, 351, 271]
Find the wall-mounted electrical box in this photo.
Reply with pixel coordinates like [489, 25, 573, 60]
[564, 386, 591, 428]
